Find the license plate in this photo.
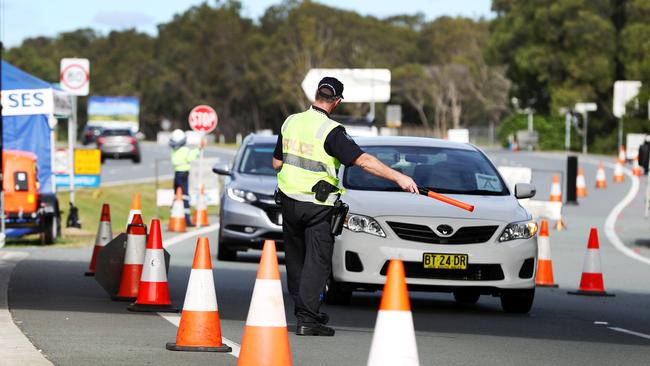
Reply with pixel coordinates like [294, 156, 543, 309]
[423, 253, 468, 270]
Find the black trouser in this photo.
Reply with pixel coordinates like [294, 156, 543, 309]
[281, 195, 334, 325]
[173, 171, 192, 226]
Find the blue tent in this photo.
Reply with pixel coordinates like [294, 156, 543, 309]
[2, 60, 71, 194]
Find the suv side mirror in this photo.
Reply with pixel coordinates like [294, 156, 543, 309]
[514, 183, 536, 199]
[212, 163, 232, 176]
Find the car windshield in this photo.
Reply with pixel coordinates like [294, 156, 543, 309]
[238, 144, 276, 176]
[343, 145, 508, 196]
[101, 129, 131, 136]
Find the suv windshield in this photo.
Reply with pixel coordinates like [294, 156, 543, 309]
[344, 145, 508, 196]
[239, 144, 276, 176]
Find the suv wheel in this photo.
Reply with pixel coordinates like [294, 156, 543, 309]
[453, 289, 480, 305]
[216, 231, 237, 261]
[500, 288, 535, 313]
[42, 215, 58, 245]
[323, 276, 352, 305]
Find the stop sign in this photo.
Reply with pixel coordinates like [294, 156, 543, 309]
[188, 105, 218, 133]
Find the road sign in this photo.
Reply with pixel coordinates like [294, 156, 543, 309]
[575, 102, 597, 114]
[613, 80, 641, 118]
[301, 69, 391, 103]
[385, 104, 402, 128]
[60, 58, 90, 96]
[188, 105, 218, 133]
[74, 149, 101, 175]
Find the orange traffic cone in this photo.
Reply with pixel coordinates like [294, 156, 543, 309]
[554, 216, 566, 231]
[367, 259, 419, 366]
[595, 163, 607, 189]
[85, 204, 113, 276]
[549, 175, 562, 202]
[169, 187, 187, 232]
[568, 228, 614, 296]
[237, 240, 292, 366]
[128, 219, 178, 312]
[126, 192, 142, 228]
[618, 145, 626, 164]
[535, 220, 557, 287]
[192, 184, 209, 228]
[576, 168, 587, 197]
[113, 214, 147, 301]
[613, 161, 625, 183]
[167, 237, 231, 352]
[633, 157, 642, 177]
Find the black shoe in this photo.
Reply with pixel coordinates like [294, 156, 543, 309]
[296, 323, 335, 336]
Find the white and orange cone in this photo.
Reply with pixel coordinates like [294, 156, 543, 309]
[576, 168, 587, 197]
[166, 237, 231, 352]
[568, 228, 614, 296]
[549, 175, 562, 202]
[633, 157, 642, 177]
[128, 219, 178, 312]
[113, 214, 147, 301]
[367, 259, 419, 366]
[85, 204, 113, 276]
[618, 145, 626, 164]
[595, 163, 607, 189]
[613, 161, 625, 183]
[237, 240, 292, 366]
[535, 220, 557, 287]
[126, 192, 142, 228]
[192, 184, 209, 228]
[168, 187, 187, 232]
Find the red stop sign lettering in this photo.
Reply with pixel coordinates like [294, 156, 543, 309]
[188, 105, 218, 133]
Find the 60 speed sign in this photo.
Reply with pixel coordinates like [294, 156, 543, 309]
[188, 105, 218, 133]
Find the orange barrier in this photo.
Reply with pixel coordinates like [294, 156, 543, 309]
[113, 214, 147, 301]
[535, 220, 558, 287]
[237, 240, 292, 366]
[595, 163, 607, 189]
[192, 184, 209, 228]
[549, 175, 562, 202]
[168, 187, 187, 232]
[85, 204, 113, 276]
[167, 237, 231, 352]
[576, 168, 587, 197]
[568, 228, 614, 297]
[126, 192, 142, 228]
[418, 187, 474, 212]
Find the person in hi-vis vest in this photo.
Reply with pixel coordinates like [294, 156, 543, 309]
[272, 77, 418, 336]
[169, 129, 205, 226]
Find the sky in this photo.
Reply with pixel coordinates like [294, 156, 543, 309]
[0, 0, 493, 48]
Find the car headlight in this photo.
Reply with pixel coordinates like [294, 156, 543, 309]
[499, 220, 538, 242]
[227, 188, 258, 203]
[344, 213, 386, 237]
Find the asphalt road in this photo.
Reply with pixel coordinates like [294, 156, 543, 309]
[4, 149, 650, 365]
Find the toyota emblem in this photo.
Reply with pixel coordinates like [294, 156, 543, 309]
[436, 224, 454, 236]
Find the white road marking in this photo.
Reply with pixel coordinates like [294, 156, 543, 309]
[157, 312, 241, 357]
[593, 321, 609, 325]
[607, 327, 650, 340]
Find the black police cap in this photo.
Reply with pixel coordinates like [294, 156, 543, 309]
[317, 77, 344, 99]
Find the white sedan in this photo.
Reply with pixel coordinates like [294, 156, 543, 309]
[326, 136, 538, 313]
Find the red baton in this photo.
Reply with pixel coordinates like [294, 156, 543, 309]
[418, 187, 475, 212]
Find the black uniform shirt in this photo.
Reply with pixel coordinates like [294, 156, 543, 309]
[273, 106, 365, 167]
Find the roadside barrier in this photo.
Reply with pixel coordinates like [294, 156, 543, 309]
[633, 157, 642, 177]
[128, 219, 178, 312]
[613, 161, 625, 183]
[237, 240, 292, 366]
[192, 184, 209, 228]
[126, 192, 142, 228]
[113, 214, 147, 301]
[535, 220, 558, 287]
[595, 163, 607, 189]
[576, 168, 587, 197]
[568, 228, 615, 297]
[166, 237, 231, 352]
[549, 175, 562, 202]
[85, 204, 113, 276]
[168, 187, 187, 232]
[367, 259, 419, 366]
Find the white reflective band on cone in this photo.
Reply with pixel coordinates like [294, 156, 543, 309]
[124, 234, 147, 265]
[368, 310, 419, 366]
[537, 236, 552, 260]
[96, 222, 112, 247]
[582, 249, 602, 273]
[140, 249, 167, 282]
[171, 201, 185, 216]
[245, 279, 287, 327]
[126, 210, 142, 226]
[182, 269, 218, 311]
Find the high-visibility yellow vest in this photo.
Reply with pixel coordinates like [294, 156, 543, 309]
[171, 146, 199, 172]
[277, 108, 343, 205]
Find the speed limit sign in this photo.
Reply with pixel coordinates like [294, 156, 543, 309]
[188, 105, 218, 133]
[60, 58, 90, 96]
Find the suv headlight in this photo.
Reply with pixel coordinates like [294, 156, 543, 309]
[227, 188, 258, 203]
[499, 220, 538, 242]
[344, 213, 386, 237]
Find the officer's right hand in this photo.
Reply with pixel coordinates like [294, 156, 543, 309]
[396, 174, 418, 194]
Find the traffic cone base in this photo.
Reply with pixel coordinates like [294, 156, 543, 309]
[549, 175, 562, 202]
[238, 327, 291, 363]
[114, 215, 147, 301]
[568, 228, 615, 297]
[166, 312, 232, 352]
[169, 188, 187, 232]
[84, 246, 101, 276]
[112, 261, 142, 301]
[85, 204, 112, 276]
[554, 219, 566, 231]
[127, 302, 178, 312]
[535, 260, 558, 288]
[192, 210, 209, 227]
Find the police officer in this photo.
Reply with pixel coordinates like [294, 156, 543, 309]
[272, 77, 418, 336]
[169, 129, 204, 226]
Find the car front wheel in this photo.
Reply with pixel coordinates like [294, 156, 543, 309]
[500, 288, 535, 313]
[323, 276, 352, 305]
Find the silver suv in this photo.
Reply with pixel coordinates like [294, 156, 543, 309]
[212, 134, 282, 260]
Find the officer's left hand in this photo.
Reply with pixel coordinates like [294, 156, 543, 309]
[396, 174, 418, 194]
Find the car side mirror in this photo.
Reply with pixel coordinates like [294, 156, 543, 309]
[212, 163, 232, 176]
[514, 183, 536, 199]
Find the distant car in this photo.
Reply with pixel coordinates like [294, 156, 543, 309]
[212, 134, 282, 261]
[332, 115, 378, 136]
[81, 125, 104, 145]
[96, 129, 141, 163]
[325, 136, 538, 313]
